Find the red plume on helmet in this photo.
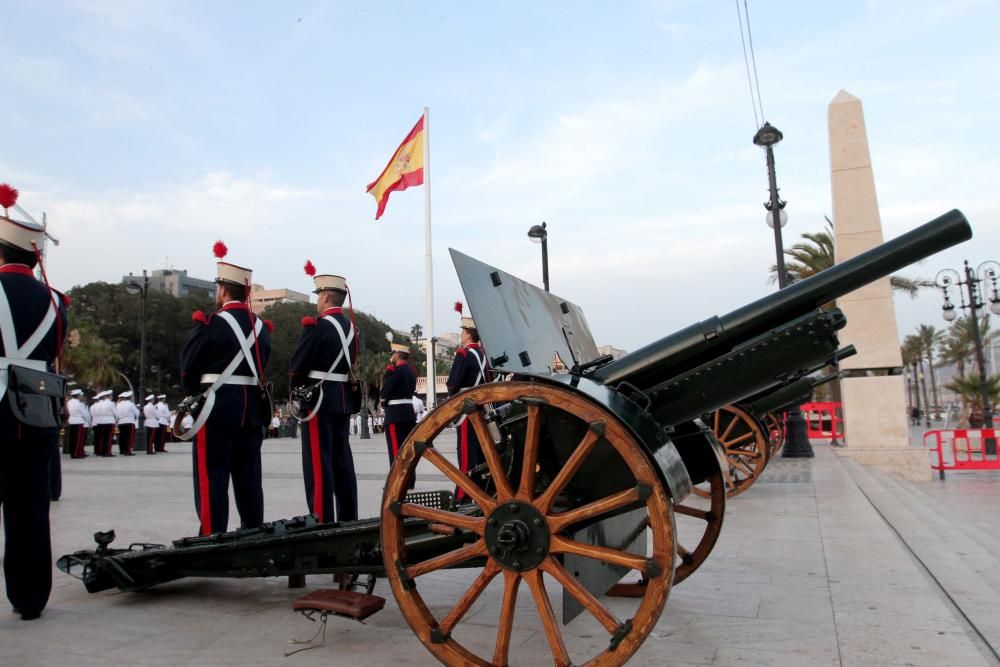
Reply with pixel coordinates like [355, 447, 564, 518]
[454, 301, 463, 314]
[0, 183, 19, 210]
[304, 260, 316, 277]
[213, 240, 228, 259]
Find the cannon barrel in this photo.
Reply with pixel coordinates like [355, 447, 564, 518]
[591, 210, 971, 390]
[746, 371, 840, 417]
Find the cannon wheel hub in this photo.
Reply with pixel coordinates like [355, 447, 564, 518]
[485, 501, 550, 572]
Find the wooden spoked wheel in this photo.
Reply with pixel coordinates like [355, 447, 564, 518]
[765, 412, 785, 457]
[607, 464, 724, 597]
[672, 465, 725, 585]
[692, 404, 769, 499]
[380, 381, 676, 667]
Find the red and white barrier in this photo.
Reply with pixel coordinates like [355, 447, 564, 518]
[924, 428, 1000, 478]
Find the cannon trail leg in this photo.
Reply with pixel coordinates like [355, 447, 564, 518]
[381, 381, 676, 667]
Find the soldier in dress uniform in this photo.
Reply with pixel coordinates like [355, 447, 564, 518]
[381, 342, 417, 487]
[116, 391, 139, 456]
[446, 310, 492, 502]
[0, 190, 69, 620]
[66, 389, 89, 459]
[179, 241, 272, 535]
[155, 394, 170, 452]
[289, 265, 358, 524]
[142, 394, 159, 455]
[92, 390, 117, 457]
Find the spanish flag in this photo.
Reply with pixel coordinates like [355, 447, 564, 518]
[366, 114, 425, 220]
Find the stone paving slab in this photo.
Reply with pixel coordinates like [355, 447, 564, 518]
[0, 434, 997, 666]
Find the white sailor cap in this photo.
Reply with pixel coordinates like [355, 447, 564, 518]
[157, 394, 166, 399]
[70, 389, 83, 397]
[390, 342, 410, 355]
[119, 390, 133, 399]
[460, 316, 476, 331]
[145, 394, 155, 401]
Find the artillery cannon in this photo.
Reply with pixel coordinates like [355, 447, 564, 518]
[60, 210, 971, 666]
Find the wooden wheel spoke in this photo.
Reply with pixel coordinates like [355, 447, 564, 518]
[406, 539, 487, 579]
[548, 486, 644, 534]
[722, 431, 756, 447]
[524, 570, 571, 667]
[728, 458, 755, 477]
[493, 570, 521, 665]
[468, 410, 516, 501]
[677, 543, 690, 558]
[535, 425, 603, 514]
[674, 503, 710, 521]
[439, 560, 501, 636]
[719, 414, 739, 441]
[399, 503, 484, 535]
[420, 446, 496, 512]
[517, 404, 543, 501]
[549, 535, 650, 574]
[541, 557, 621, 634]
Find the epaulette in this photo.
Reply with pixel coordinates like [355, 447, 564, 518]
[264, 319, 274, 333]
[60, 292, 72, 308]
[301, 316, 317, 327]
[385, 364, 395, 373]
[192, 310, 209, 325]
[456, 347, 467, 356]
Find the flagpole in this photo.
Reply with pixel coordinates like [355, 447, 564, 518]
[423, 106, 436, 409]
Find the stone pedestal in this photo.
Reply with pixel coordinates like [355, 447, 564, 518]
[828, 90, 929, 481]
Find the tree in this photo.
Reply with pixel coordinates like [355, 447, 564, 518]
[943, 374, 1000, 423]
[937, 315, 999, 377]
[901, 335, 926, 421]
[915, 324, 944, 416]
[64, 318, 124, 390]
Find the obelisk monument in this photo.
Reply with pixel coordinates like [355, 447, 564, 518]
[828, 90, 929, 480]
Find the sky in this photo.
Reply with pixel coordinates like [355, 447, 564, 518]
[3, 0, 999, 353]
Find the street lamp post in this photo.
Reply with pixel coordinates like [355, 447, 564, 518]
[753, 122, 813, 458]
[527, 222, 550, 292]
[936, 260, 1000, 454]
[125, 270, 149, 442]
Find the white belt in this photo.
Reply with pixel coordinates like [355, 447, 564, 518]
[387, 398, 413, 406]
[201, 374, 257, 386]
[307, 371, 349, 382]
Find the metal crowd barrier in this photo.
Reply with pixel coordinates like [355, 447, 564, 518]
[800, 401, 844, 439]
[925, 428, 1000, 479]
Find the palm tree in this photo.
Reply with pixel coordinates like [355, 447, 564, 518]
[902, 335, 928, 423]
[938, 315, 999, 376]
[64, 330, 124, 389]
[943, 374, 1000, 425]
[769, 217, 932, 296]
[915, 324, 944, 417]
[900, 339, 921, 411]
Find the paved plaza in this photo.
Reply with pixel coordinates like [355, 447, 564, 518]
[1, 433, 999, 666]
